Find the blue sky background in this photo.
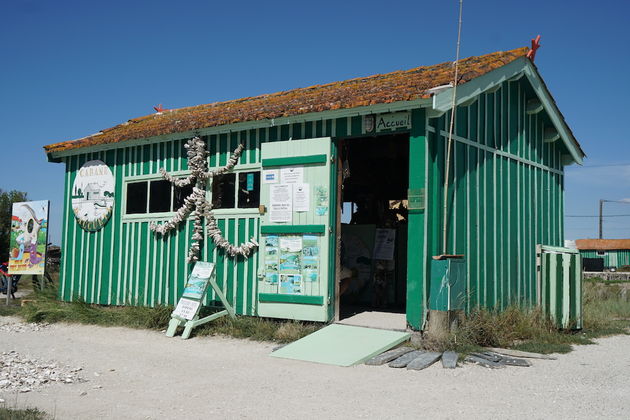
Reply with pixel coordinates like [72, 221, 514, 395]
[1, 0, 629, 244]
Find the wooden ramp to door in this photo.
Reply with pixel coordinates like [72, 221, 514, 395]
[270, 324, 410, 367]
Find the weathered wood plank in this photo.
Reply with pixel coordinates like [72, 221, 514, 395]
[485, 347, 557, 360]
[465, 355, 505, 369]
[388, 350, 425, 368]
[441, 351, 458, 369]
[365, 347, 414, 366]
[406, 352, 442, 371]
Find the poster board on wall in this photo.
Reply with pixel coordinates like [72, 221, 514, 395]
[8, 200, 49, 275]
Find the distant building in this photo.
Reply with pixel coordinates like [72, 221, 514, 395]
[575, 239, 630, 271]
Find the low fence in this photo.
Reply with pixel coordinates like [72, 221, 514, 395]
[536, 245, 582, 329]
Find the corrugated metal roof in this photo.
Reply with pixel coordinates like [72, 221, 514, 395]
[43, 47, 528, 154]
[575, 239, 630, 251]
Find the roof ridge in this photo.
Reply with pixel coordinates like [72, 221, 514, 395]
[44, 47, 529, 154]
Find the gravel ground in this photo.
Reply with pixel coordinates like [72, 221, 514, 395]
[1, 316, 629, 419]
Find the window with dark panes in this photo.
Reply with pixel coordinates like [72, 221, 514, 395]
[238, 171, 260, 208]
[173, 184, 194, 210]
[149, 180, 172, 213]
[126, 181, 148, 214]
[212, 173, 236, 209]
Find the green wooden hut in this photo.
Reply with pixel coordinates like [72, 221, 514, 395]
[576, 239, 630, 270]
[44, 46, 585, 330]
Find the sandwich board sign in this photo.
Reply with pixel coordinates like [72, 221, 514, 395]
[166, 261, 235, 339]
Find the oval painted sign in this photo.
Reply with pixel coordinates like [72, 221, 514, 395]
[71, 160, 115, 231]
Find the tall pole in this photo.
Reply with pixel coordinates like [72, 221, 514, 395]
[599, 200, 606, 239]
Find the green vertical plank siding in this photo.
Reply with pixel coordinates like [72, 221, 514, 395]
[406, 109, 427, 329]
[426, 76, 565, 313]
[57, 75, 568, 330]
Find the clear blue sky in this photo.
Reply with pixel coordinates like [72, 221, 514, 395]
[1, 0, 629, 244]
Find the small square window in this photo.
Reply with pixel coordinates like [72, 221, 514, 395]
[212, 173, 236, 209]
[238, 171, 260, 208]
[597, 250, 606, 256]
[149, 180, 172, 213]
[126, 182, 148, 214]
[173, 184, 194, 210]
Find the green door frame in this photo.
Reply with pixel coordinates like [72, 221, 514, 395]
[406, 108, 428, 330]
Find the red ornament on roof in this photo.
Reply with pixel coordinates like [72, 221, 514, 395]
[526, 35, 541, 62]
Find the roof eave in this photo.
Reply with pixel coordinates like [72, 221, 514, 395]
[431, 57, 585, 165]
[44, 98, 432, 160]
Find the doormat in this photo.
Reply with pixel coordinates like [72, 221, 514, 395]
[270, 324, 410, 366]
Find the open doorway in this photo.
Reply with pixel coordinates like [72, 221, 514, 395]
[337, 134, 409, 328]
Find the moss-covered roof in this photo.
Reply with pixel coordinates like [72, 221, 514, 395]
[44, 47, 528, 154]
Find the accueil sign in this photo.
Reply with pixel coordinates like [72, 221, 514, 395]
[364, 112, 411, 133]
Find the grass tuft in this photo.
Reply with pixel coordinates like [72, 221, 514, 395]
[0, 406, 51, 420]
[4, 285, 320, 342]
[421, 282, 630, 354]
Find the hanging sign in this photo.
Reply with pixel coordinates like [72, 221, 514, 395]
[71, 160, 115, 231]
[376, 111, 411, 132]
[8, 201, 49, 275]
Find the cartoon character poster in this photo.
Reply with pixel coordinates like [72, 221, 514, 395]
[8, 201, 49, 275]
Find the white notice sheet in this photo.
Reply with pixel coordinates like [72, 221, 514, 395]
[280, 167, 304, 184]
[270, 184, 293, 223]
[293, 183, 310, 212]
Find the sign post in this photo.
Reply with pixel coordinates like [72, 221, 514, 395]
[166, 261, 236, 339]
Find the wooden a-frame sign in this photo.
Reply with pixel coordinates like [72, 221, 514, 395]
[166, 261, 235, 339]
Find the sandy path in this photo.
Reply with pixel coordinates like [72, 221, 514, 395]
[1, 316, 629, 419]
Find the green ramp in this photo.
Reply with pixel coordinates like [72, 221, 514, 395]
[270, 324, 410, 367]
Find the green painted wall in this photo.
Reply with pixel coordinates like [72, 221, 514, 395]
[425, 77, 566, 313]
[58, 75, 570, 327]
[58, 115, 396, 318]
[580, 250, 630, 269]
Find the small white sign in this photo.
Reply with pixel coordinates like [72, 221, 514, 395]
[262, 169, 279, 184]
[279, 236, 302, 252]
[191, 264, 212, 279]
[373, 228, 396, 260]
[293, 183, 310, 212]
[172, 298, 201, 321]
[280, 167, 304, 184]
[375, 112, 411, 132]
[270, 184, 293, 223]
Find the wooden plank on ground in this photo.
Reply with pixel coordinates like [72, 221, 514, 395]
[485, 347, 557, 360]
[388, 350, 425, 368]
[406, 352, 442, 371]
[441, 351, 458, 369]
[365, 347, 414, 366]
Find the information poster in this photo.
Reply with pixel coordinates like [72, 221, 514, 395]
[264, 235, 279, 284]
[172, 298, 201, 321]
[280, 167, 304, 184]
[280, 274, 302, 294]
[182, 262, 213, 299]
[315, 186, 328, 216]
[279, 235, 302, 274]
[373, 228, 396, 260]
[261, 234, 321, 294]
[293, 183, 310, 212]
[270, 184, 292, 223]
[172, 261, 215, 320]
